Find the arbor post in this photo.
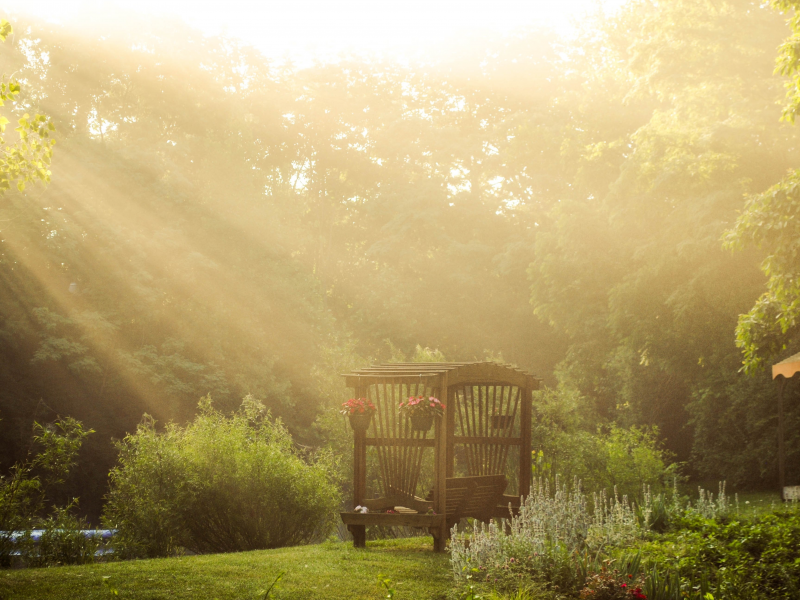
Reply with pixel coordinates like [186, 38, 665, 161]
[779, 375, 786, 500]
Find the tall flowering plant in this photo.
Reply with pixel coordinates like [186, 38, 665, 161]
[340, 397, 376, 416]
[398, 395, 445, 417]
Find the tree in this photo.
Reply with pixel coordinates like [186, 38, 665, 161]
[0, 19, 55, 193]
[723, 0, 800, 373]
[528, 0, 790, 468]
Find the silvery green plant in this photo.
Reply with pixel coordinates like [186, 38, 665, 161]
[690, 482, 729, 520]
[641, 480, 731, 532]
[451, 476, 646, 583]
[587, 488, 646, 550]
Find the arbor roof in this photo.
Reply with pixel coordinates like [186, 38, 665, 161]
[773, 352, 800, 380]
[342, 361, 539, 389]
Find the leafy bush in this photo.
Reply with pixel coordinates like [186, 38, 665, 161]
[532, 389, 678, 500]
[640, 507, 800, 600]
[103, 395, 342, 557]
[26, 503, 100, 567]
[100, 414, 187, 559]
[0, 417, 92, 567]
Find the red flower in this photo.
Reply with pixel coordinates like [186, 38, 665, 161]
[340, 397, 376, 415]
[399, 395, 444, 416]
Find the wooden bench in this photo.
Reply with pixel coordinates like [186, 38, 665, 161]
[439, 475, 508, 527]
[343, 475, 508, 549]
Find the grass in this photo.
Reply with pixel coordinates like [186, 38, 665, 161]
[0, 538, 452, 600]
[730, 490, 784, 516]
[678, 482, 784, 517]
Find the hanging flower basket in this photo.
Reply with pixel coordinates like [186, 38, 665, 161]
[348, 412, 373, 431]
[399, 395, 444, 432]
[341, 397, 376, 432]
[410, 413, 434, 432]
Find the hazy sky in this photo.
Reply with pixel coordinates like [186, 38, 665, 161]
[2, 0, 624, 60]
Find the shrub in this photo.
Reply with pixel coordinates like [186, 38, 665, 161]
[100, 415, 187, 559]
[103, 395, 342, 557]
[532, 389, 678, 500]
[26, 502, 100, 567]
[0, 417, 92, 567]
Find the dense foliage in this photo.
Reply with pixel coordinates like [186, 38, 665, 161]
[102, 396, 341, 557]
[532, 389, 676, 501]
[640, 509, 800, 599]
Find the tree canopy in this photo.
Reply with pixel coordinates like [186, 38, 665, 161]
[0, 19, 54, 193]
[724, 0, 800, 374]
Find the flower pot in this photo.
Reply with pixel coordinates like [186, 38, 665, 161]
[348, 412, 373, 431]
[410, 414, 434, 432]
[490, 415, 514, 430]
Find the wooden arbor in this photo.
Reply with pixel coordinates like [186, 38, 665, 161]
[340, 361, 539, 551]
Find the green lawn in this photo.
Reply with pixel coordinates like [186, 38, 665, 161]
[0, 538, 452, 600]
[730, 490, 784, 516]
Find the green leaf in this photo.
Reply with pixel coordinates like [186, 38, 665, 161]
[0, 20, 12, 42]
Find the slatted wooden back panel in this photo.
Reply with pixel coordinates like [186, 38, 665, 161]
[452, 384, 521, 478]
[444, 475, 507, 520]
[366, 381, 439, 500]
